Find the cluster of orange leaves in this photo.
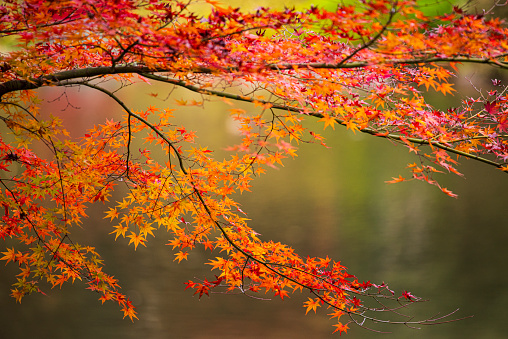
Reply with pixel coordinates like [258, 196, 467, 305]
[1, 0, 508, 334]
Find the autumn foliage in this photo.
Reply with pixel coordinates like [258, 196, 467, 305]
[1, 0, 507, 334]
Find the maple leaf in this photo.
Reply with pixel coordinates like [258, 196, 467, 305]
[418, 76, 437, 91]
[328, 309, 344, 321]
[303, 297, 321, 314]
[122, 306, 139, 322]
[208, 257, 227, 271]
[174, 251, 188, 263]
[110, 224, 129, 240]
[440, 187, 458, 198]
[435, 82, 456, 96]
[202, 240, 214, 251]
[104, 207, 119, 221]
[11, 288, 24, 303]
[385, 175, 405, 184]
[139, 223, 156, 238]
[318, 114, 337, 130]
[484, 101, 499, 115]
[345, 119, 359, 133]
[0, 248, 17, 265]
[187, 281, 212, 299]
[401, 290, 417, 301]
[127, 232, 146, 250]
[332, 322, 349, 335]
[269, 152, 285, 166]
[274, 288, 289, 300]
[497, 118, 508, 133]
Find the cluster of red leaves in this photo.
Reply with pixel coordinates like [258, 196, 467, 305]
[1, 0, 507, 333]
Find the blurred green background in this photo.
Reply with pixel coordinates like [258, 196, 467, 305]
[1, 0, 508, 338]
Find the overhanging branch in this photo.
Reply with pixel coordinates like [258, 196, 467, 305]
[2, 54, 507, 99]
[140, 73, 507, 171]
[1, 61, 506, 172]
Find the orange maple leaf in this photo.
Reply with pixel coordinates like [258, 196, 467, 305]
[174, 251, 188, 263]
[0, 248, 16, 265]
[385, 175, 405, 184]
[440, 187, 458, 198]
[303, 297, 321, 314]
[122, 306, 139, 322]
[318, 114, 337, 130]
[275, 288, 289, 300]
[332, 322, 349, 335]
[344, 119, 359, 133]
[435, 82, 456, 96]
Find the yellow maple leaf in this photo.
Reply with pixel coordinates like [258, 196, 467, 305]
[110, 224, 129, 240]
[127, 232, 146, 250]
[139, 223, 156, 238]
[104, 207, 119, 221]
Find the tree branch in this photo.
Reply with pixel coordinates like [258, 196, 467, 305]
[2, 54, 507, 99]
[139, 73, 507, 171]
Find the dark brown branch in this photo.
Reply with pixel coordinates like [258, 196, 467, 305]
[0, 65, 210, 99]
[271, 57, 508, 71]
[2, 54, 507, 99]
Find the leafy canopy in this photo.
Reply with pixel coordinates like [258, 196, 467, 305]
[0, 0, 507, 334]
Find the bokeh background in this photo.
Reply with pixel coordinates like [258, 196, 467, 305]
[1, 0, 508, 338]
